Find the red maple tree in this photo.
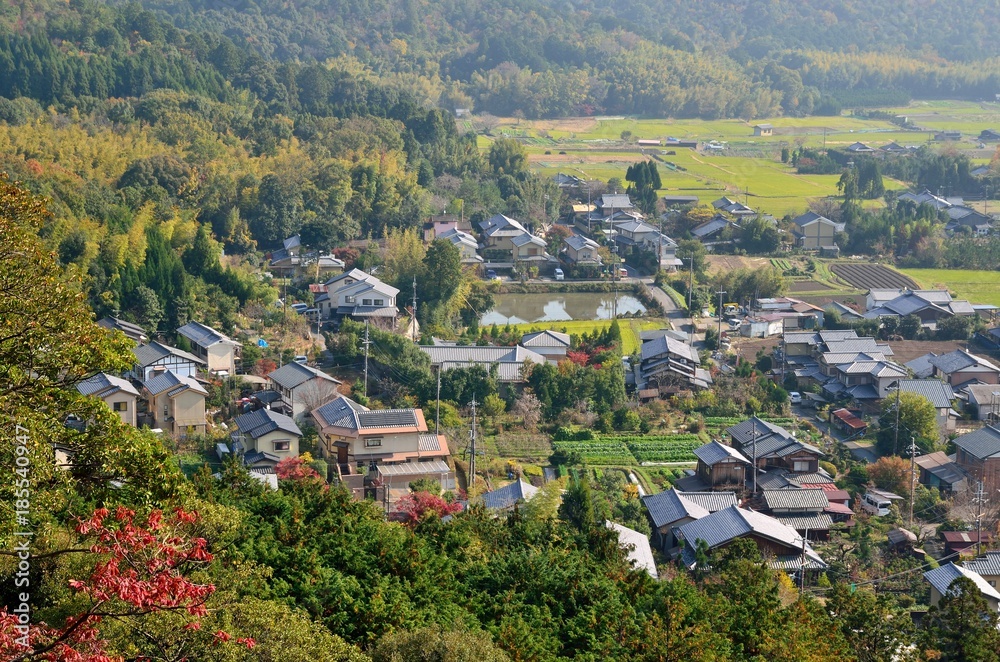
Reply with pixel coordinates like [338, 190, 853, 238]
[275, 456, 323, 482]
[0, 507, 254, 661]
[393, 492, 463, 525]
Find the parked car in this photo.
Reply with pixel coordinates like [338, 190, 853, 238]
[293, 355, 308, 364]
[554, 268, 564, 281]
[788, 391, 802, 404]
[290, 303, 308, 314]
[861, 491, 892, 517]
[486, 269, 500, 281]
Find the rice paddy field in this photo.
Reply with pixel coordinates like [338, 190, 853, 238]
[494, 318, 665, 354]
[899, 268, 1000, 307]
[475, 101, 1000, 218]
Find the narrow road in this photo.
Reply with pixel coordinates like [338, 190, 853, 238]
[645, 281, 697, 339]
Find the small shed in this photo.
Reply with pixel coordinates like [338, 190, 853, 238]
[887, 527, 917, 551]
[753, 124, 774, 137]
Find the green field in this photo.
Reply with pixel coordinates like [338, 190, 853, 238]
[503, 318, 664, 354]
[553, 433, 705, 466]
[899, 268, 1000, 307]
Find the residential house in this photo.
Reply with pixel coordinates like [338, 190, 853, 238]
[231, 408, 302, 459]
[675, 506, 827, 573]
[941, 531, 994, 557]
[964, 552, 1000, 590]
[690, 441, 750, 492]
[479, 213, 529, 255]
[980, 129, 1000, 142]
[77, 373, 140, 426]
[915, 451, 968, 494]
[727, 417, 822, 475]
[905, 352, 938, 379]
[511, 232, 555, 268]
[636, 332, 712, 392]
[420, 344, 546, 383]
[879, 142, 908, 154]
[740, 316, 785, 338]
[972, 165, 993, 178]
[521, 330, 571, 363]
[711, 196, 756, 218]
[176, 321, 242, 375]
[690, 214, 738, 250]
[960, 383, 1000, 422]
[594, 193, 636, 218]
[310, 395, 452, 499]
[752, 124, 773, 137]
[791, 212, 844, 250]
[761, 489, 833, 540]
[934, 131, 962, 141]
[929, 349, 1000, 389]
[315, 268, 399, 322]
[269, 249, 345, 280]
[437, 227, 483, 264]
[607, 521, 658, 578]
[953, 425, 1000, 495]
[643, 488, 736, 552]
[897, 190, 953, 211]
[481, 479, 539, 510]
[894, 379, 957, 432]
[129, 341, 204, 381]
[561, 234, 603, 267]
[553, 172, 585, 188]
[924, 563, 1000, 611]
[846, 142, 875, 152]
[142, 371, 207, 439]
[97, 317, 148, 344]
[945, 206, 993, 236]
[613, 220, 683, 270]
[862, 289, 975, 328]
[267, 362, 343, 422]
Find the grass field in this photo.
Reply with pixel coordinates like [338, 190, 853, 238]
[503, 318, 665, 354]
[900, 268, 1000, 307]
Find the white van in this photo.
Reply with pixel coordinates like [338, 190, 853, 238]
[861, 491, 893, 516]
[554, 268, 564, 281]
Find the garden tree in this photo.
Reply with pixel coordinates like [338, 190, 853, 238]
[826, 583, 914, 662]
[935, 314, 973, 340]
[512, 390, 542, 431]
[625, 160, 662, 215]
[487, 138, 528, 177]
[919, 576, 1000, 662]
[438, 365, 499, 407]
[370, 626, 511, 662]
[559, 475, 597, 533]
[381, 227, 427, 293]
[867, 455, 913, 497]
[713, 266, 785, 306]
[739, 215, 783, 254]
[125, 284, 165, 333]
[482, 393, 507, 423]
[420, 239, 463, 326]
[875, 391, 940, 456]
[395, 492, 464, 525]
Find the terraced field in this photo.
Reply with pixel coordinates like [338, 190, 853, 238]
[830, 263, 917, 290]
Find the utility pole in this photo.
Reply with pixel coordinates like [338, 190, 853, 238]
[974, 481, 988, 557]
[751, 415, 758, 495]
[411, 276, 418, 343]
[893, 383, 901, 456]
[686, 255, 694, 312]
[908, 435, 918, 527]
[435, 366, 441, 435]
[715, 289, 727, 347]
[800, 528, 809, 593]
[468, 397, 478, 487]
[362, 320, 371, 398]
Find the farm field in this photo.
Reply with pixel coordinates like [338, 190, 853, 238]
[553, 433, 706, 466]
[900, 269, 1000, 307]
[830, 263, 918, 290]
[500, 318, 665, 354]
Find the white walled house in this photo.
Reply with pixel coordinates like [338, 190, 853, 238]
[129, 341, 204, 381]
[231, 408, 303, 459]
[77, 373, 140, 426]
[142, 371, 207, 439]
[267, 362, 343, 422]
[177, 321, 242, 375]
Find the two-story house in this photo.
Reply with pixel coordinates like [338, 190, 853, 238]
[727, 417, 823, 475]
[637, 332, 712, 392]
[791, 212, 844, 250]
[231, 408, 303, 459]
[929, 349, 1000, 389]
[176, 321, 242, 376]
[142, 370, 207, 439]
[267, 362, 343, 423]
[953, 425, 1000, 496]
[77, 373, 140, 426]
[613, 220, 684, 271]
[521, 330, 571, 363]
[479, 214, 529, 255]
[436, 227, 483, 264]
[690, 441, 750, 492]
[561, 235, 602, 266]
[642, 488, 737, 552]
[129, 341, 204, 381]
[315, 268, 400, 322]
[924, 563, 1000, 612]
[97, 317, 148, 345]
[511, 232, 553, 265]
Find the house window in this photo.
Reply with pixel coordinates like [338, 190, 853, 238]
[113, 401, 128, 412]
[363, 299, 373, 306]
[346, 296, 356, 304]
[793, 460, 810, 472]
[273, 439, 290, 451]
[365, 437, 383, 448]
[374, 299, 384, 306]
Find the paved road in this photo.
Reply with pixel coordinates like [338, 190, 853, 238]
[645, 281, 699, 339]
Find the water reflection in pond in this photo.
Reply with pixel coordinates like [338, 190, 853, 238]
[480, 292, 647, 325]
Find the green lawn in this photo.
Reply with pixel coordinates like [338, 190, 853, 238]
[899, 268, 1000, 307]
[503, 318, 664, 354]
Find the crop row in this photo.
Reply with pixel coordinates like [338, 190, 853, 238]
[554, 435, 703, 465]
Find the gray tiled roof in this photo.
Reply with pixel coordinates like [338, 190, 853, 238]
[642, 488, 710, 528]
[268, 362, 341, 390]
[792, 211, 835, 229]
[481, 479, 539, 510]
[97, 316, 148, 343]
[597, 193, 634, 209]
[677, 506, 810, 553]
[640, 333, 699, 363]
[905, 353, 938, 379]
[607, 521, 658, 578]
[420, 345, 547, 376]
[143, 371, 207, 397]
[964, 551, 1000, 577]
[818, 330, 861, 342]
[693, 440, 749, 466]
[564, 234, 599, 251]
[682, 492, 739, 512]
[77, 373, 139, 398]
[823, 338, 893, 356]
[924, 563, 1000, 601]
[133, 341, 204, 368]
[930, 349, 1000, 376]
[727, 416, 791, 446]
[312, 395, 420, 431]
[952, 425, 1000, 460]
[763, 489, 829, 511]
[773, 512, 834, 531]
[896, 379, 955, 409]
[177, 321, 239, 348]
[233, 408, 302, 440]
[521, 330, 571, 348]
